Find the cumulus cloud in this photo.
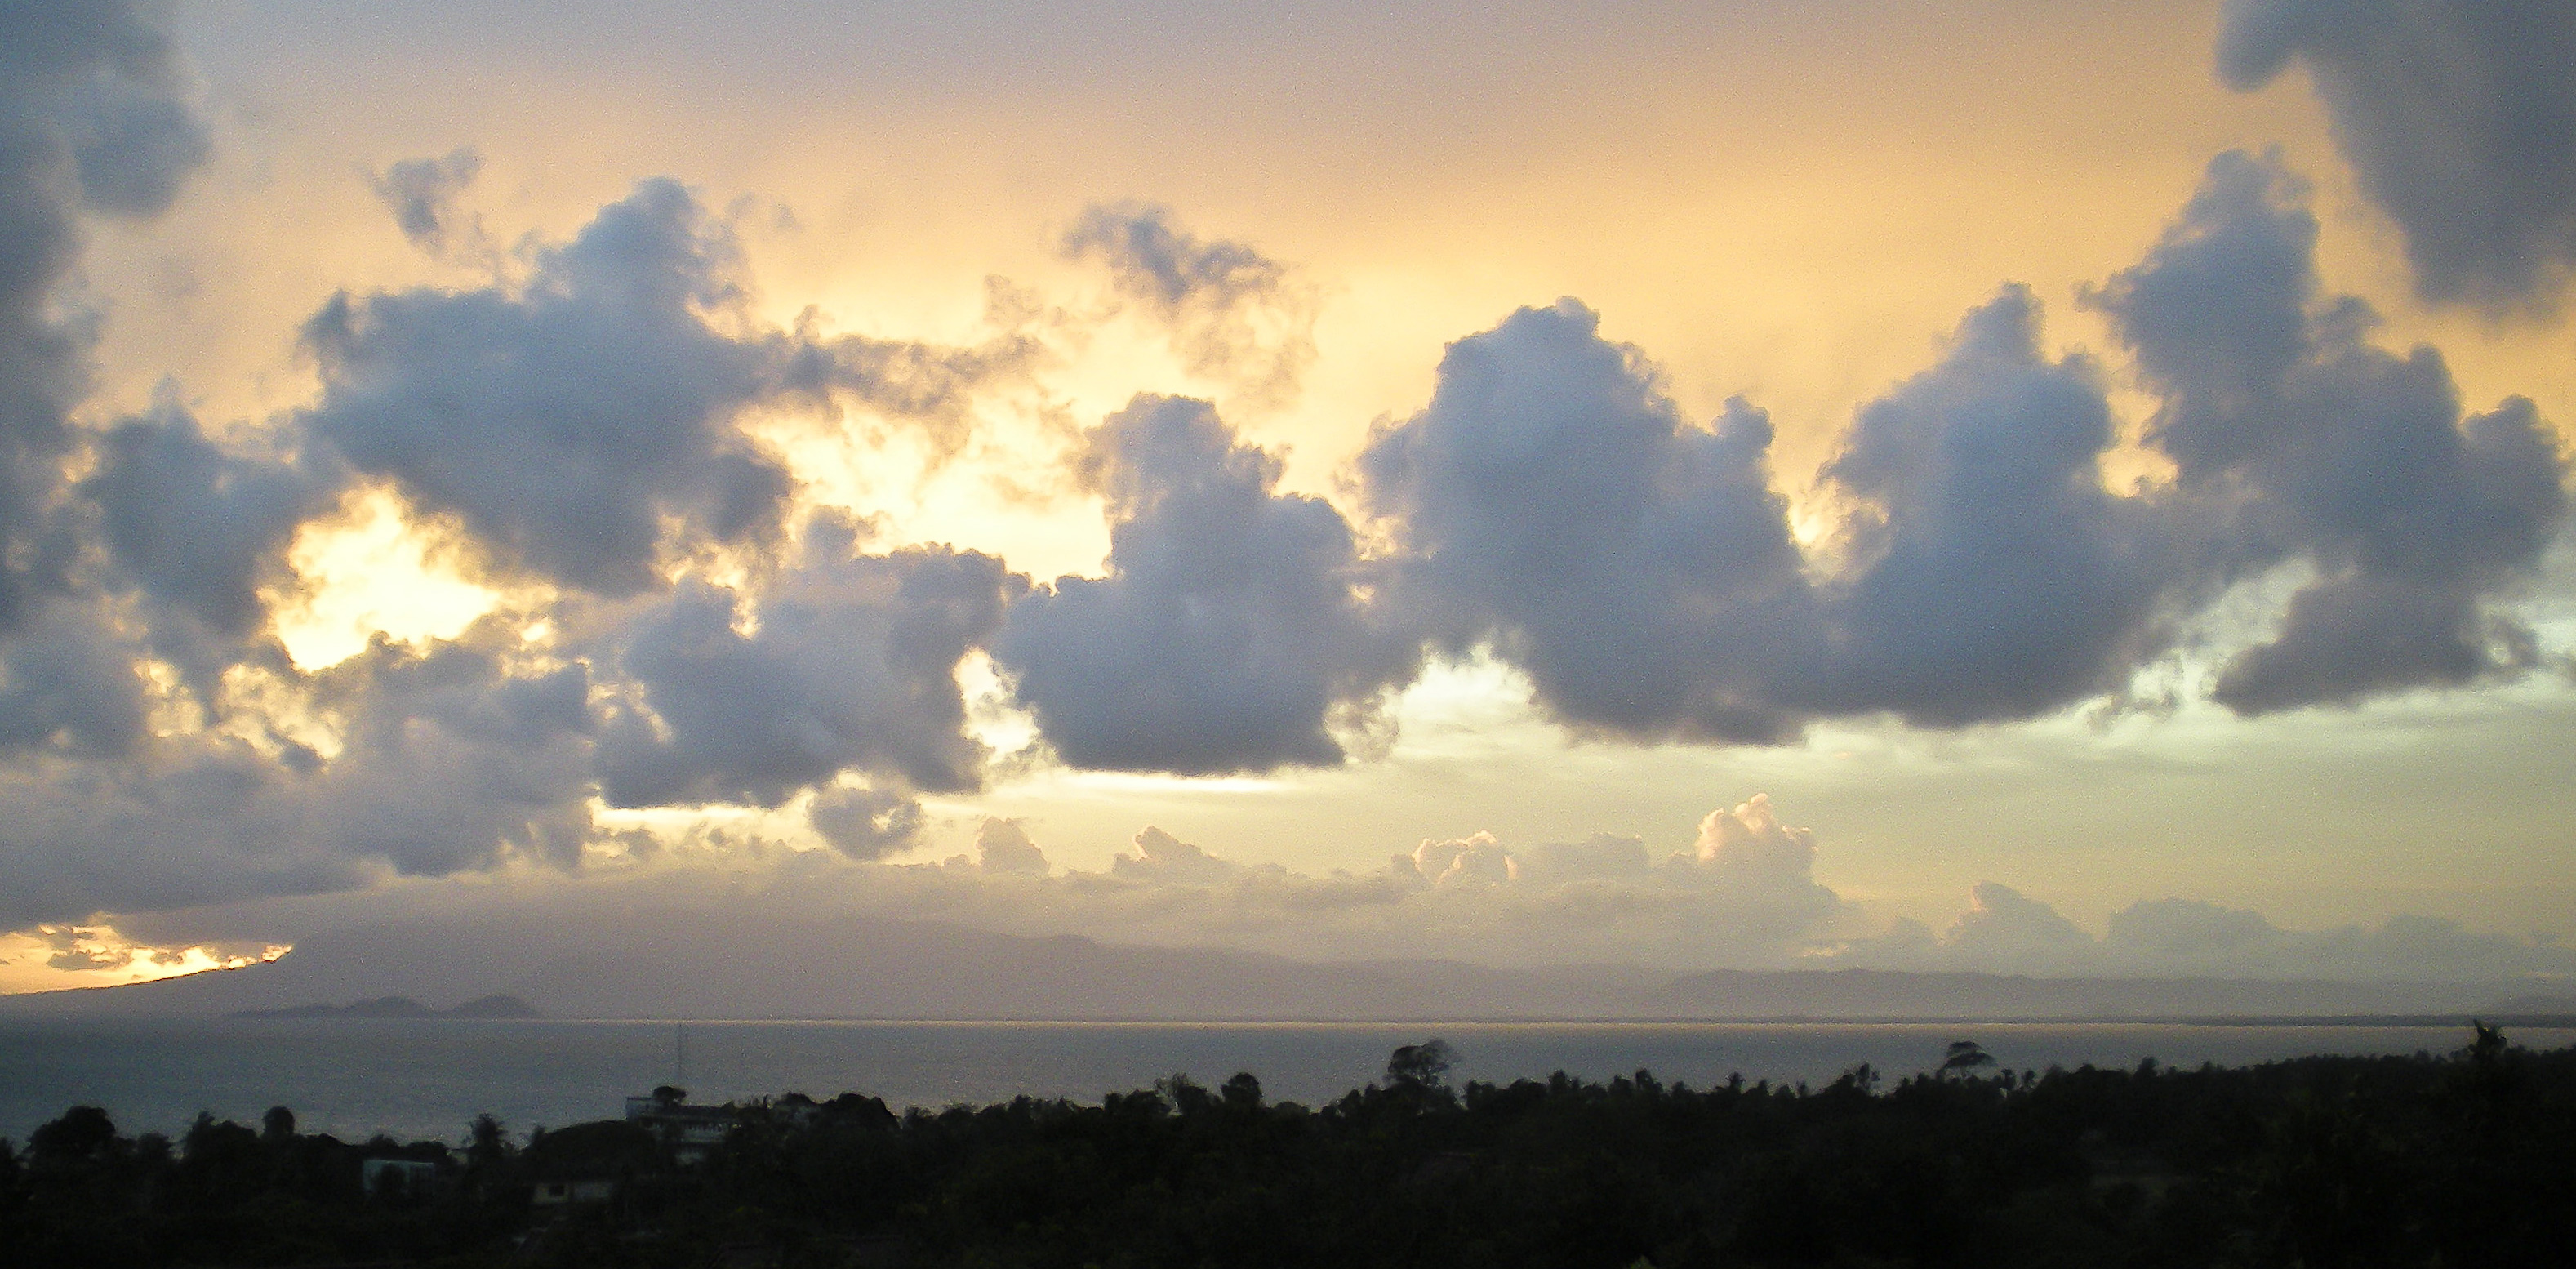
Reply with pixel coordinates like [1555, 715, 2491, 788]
[829, 800, 2556, 985]
[1802, 287, 2177, 725]
[1111, 826, 1248, 885]
[1343, 153, 2565, 746]
[958, 816, 1050, 876]
[303, 176, 1043, 597]
[2219, 0, 2576, 305]
[1664, 795, 1839, 917]
[303, 632, 597, 879]
[1939, 882, 2100, 973]
[1507, 832, 1652, 887]
[1399, 831, 1514, 889]
[1064, 202, 1316, 402]
[0, 0, 205, 775]
[1350, 285, 2157, 737]
[299, 179, 799, 595]
[0, 492, 1025, 923]
[78, 399, 333, 701]
[0, 623, 595, 928]
[29, 7, 207, 218]
[596, 513, 1018, 807]
[997, 394, 1415, 773]
[0, 0, 207, 630]
[1361, 301, 1813, 743]
[368, 147, 484, 253]
[0, 158, 1038, 925]
[2093, 150, 2566, 711]
[0, 599, 147, 759]
[808, 785, 924, 861]
[0, 1, 2565, 962]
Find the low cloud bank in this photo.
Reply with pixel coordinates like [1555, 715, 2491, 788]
[1854, 882, 2575, 986]
[44, 794, 2568, 994]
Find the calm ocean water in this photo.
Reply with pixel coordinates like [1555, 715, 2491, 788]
[5, 1018, 2565, 1147]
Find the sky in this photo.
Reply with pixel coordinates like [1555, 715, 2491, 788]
[2, 0, 2573, 995]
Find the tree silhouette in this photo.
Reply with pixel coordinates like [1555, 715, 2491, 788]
[1385, 1040, 1457, 1091]
[1939, 1040, 1996, 1080]
[29, 1106, 120, 1169]
[464, 1114, 510, 1168]
[5, 1030, 2573, 1267]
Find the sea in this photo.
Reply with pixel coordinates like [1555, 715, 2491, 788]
[5, 1017, 2568, 1147]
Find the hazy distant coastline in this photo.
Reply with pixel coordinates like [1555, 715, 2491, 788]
[227, 994, 541, 1021]
[5, 910, 2566, 1025]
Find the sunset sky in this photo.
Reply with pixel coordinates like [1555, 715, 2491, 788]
[2, 0, 2572, 994]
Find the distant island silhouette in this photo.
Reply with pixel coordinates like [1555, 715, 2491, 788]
[229, 994, 540, 1020]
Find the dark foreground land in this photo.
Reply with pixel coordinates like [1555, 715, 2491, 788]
[4, 1027, 2571, 1268]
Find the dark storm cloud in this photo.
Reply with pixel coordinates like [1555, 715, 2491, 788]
[0, 0, 207, 630]
[1064, 203, 1315, 400]
[1359, 301, 1813, 743]
[595, 514, 1019, 807]
[2092, 151, 2565, 711]
[996, 394, 1416, 773]
[2219, 0, 2576, 305]
[1802, 287, 2177, 726]
[368, 147, 483, 252]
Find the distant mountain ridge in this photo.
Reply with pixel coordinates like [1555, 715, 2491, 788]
[229, 993, 541, 1020]
[0, 908, 2556, 1024]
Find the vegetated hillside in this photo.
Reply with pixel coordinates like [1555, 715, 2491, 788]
[0, 908, 2528, 1022]
[3, 1027, 2569, 1267]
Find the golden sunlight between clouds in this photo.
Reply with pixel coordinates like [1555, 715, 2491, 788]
[0, 924, 288, 995]
[269, 487, 503, 671]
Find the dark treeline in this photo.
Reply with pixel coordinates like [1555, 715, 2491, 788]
[4, 1027, 2573, 1267]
